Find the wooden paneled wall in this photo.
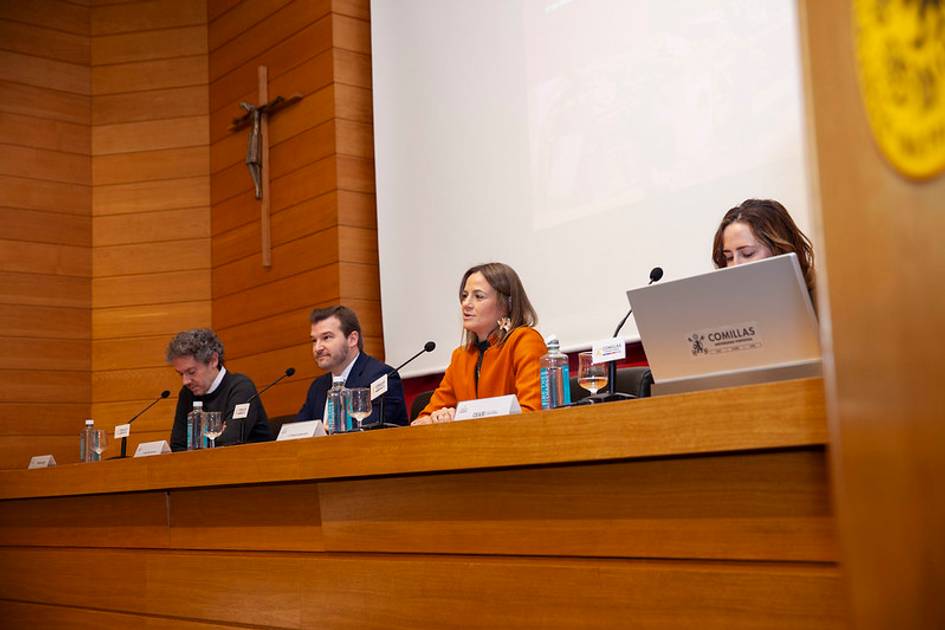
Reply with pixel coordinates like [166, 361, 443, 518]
[799, 1, 945, 626]
[0, 1, 91, 468]
[89, 0, 211, 447]
[0, 0, 380, 463]
[208, 0, 380, 418]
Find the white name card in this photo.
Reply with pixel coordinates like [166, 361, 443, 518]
[114, 423, 130, 439]
[134, 440, 171, 457]
[28, 454, 57, 469]
[454, 395, 521, 421]
[592, 337, 626, 364]
[277, 420, 327, 441]
[370, 374, 388, 400]
[232, 403, 250, 420]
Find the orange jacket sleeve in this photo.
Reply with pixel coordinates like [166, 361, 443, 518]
[506, 327, 546, 412]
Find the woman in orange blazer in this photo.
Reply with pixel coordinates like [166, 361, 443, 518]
[412, 262, 546, 425]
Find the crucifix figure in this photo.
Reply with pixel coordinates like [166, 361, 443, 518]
[228, 66, 303, 267]
[239, 102, 263, 198]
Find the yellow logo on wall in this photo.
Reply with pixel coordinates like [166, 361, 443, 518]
[853, 0, 945, 180]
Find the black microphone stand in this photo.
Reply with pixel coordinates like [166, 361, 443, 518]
[582, 268, 663, 404]
[371, 342, 435, 429]
[113, 390, 170, 459]
[242, 367, 295, 443]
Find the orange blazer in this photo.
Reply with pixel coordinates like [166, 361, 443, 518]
[420, 326, 546, 416]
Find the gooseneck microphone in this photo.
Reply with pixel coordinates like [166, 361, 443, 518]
[394, 341, 437, 373]
[612, 267, 663, 338]
[116, 389, 171, 458]
[245, 367, 296, 405]
[375, 341, 436, 428]
[242, 367, 295, 442]
[590, 267, 663, 403]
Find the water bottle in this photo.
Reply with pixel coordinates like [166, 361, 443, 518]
[540, 336, 572, 409]
[79, 418, 95, 463]
[325, 377, 348, 434]
[187, 401, 205, 450]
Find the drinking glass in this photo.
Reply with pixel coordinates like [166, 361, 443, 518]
[90, 429, 108, 460]
[577, 351, 608, 395]
[345, 388, 372, 431]
[203, 411, 225, 448]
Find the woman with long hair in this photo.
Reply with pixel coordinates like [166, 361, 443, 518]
[412, 262, 545, 425]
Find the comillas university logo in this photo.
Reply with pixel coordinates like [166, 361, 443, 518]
[687, 321, 763, 356]
[688, 333, 707, 356]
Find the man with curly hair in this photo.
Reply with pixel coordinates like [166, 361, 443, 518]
[166, 328, 273, 451]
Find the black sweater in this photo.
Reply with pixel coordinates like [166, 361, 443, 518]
[170, 370, 273, 451]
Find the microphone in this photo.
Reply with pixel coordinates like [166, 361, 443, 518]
[242, 367, 295, 443]
[245, 367, 295, 405]
[117, 390, 171, 458]
[373, 341, 436, 428]
[394, 341, 436, 372]
[612, 267, 663, 338]
[585, 267, 663, 404]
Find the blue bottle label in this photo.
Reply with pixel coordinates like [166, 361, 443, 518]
[540, 367, 550, 409]
[561, 365, 571, 404]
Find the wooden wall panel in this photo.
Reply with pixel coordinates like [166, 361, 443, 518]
[93, 176, 210, 214]
[0, 207, 89, 246]
[209, 0, 381, 419]
[93, 207, 209, 245]
[0, 272, 88, 309]
[91, 0, 210, 448]
[799, 1, 945, 626]
[88, 0, 211, 450]
[93, 334, 170, 371]
[0, 239, 90, 276]
[0, 338, 90, 372]
[0, 80, 90, 124]
[0, 404, 90, 436]
[92, 116, 209, 155]
[93, 147, 209, 186]
[0, 9, 91, 469]
[93, 85, 209, 126]
[90, 0, 206, 36]
[0, 1, 90, 35]
[92, 25, 208, 65]
[92, 302, 212, 340]
[0, 111, 90, 154]
[0, 599, 250, 629]
[0, 21, 90, 64]
[0, 50, 89, 95]
[0, 547, 846, 629]
[320, 451, 836, 562]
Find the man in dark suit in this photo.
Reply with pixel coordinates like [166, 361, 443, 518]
[297, 305, 408, 427]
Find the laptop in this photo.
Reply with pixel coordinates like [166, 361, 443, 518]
[626, 253, 821, 395]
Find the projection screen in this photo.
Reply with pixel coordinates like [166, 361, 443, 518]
[371, 0, 811, 377]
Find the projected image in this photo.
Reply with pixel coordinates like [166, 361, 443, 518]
[524, 0, 803, 230]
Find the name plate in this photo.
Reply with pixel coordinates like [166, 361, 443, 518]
[134, 440, 171, 457]
[370, 374, 389, 400]
[114, 423, 130, 439]
[232, 403, 250, 420]
[277, 420, 327, 441]
[28, 454, 57, 469]
[592, 337, 626, 364]
[454, 395, 521, 421]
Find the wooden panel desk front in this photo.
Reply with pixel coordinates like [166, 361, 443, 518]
[0, 378, 845, 628]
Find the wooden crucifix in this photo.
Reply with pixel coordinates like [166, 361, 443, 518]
[229, 66, 303, 267]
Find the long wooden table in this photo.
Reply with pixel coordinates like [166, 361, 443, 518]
[0, 378, 845, 628]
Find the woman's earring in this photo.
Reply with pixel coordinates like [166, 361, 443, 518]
[497, 317, 512, 333]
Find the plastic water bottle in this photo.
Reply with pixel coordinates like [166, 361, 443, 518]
[187, 401, 204, 450]
[79, 418, 95, 463]
[325, 377, 348, 434]
[540, 336, 572, 409]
